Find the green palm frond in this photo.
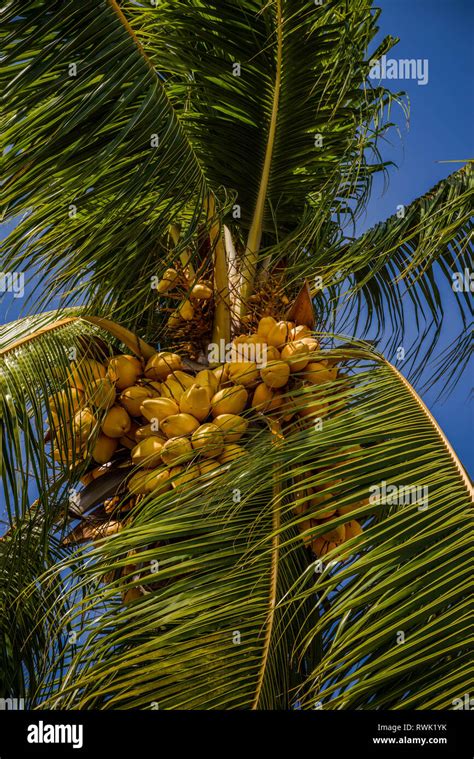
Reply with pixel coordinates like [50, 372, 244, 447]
[126, 1, 402, 275]
[322, 164, 474, 389]
[12, 338, 471, 709]
[0, 310, 153, 524]
[1, 0, 209, 321]
[0, 512, 69, 705]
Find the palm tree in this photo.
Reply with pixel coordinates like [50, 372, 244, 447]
[1, 0, 472, 710]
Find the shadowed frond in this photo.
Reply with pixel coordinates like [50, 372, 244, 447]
[15, 340, 471, 709]
[0, 310, 154, 524]
[318, 164, 474, 390]
[1, 0, 209, 319]
[126, 1, 402, 283]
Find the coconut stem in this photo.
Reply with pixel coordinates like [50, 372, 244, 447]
[239, 0, 283, 317]
[206, 195, 231, 348]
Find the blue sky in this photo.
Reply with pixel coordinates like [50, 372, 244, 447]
[1, 0, 472, 474]
[357, 0, 473, 474]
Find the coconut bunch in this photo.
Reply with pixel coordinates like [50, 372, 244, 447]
[154, 264, 215, 360]
[48, 316, 364, 560]
[293, 463, 367, 559]
[47, 353, 154, 469]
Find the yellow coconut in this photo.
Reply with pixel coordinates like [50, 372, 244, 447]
[211, 385, 248, 417]
[178, 299, 194, 321]
[337, 499, 368, 516]
[212, 414, 248, 442]
[195, 369, 219, 397]
[119, 421, 140, 450]
[260, 360, 290, 389]
[299, 336, 320, 353]
[303, 362, 338, 384]
[281, 341, 310, 372]
[161, 371, 195, 402]
[135, 422, 166, 441]
[157, 268, 179, 293]
[142, 380, 162, 397]
[344, 520, 363, 539]
[266, 321, 292, 348]
[131, 436, 165, 467]
[191, 423, 224, 458]
[119, 385, 153, 417]
[68, 359, 106, 391]
[167, 311, 181, 328]
[311, 536, 340, 558]
[169, 463, 201, 488]
[128, 467, 170, 495]
[319, 521, 345, 544]
[257, 316, 277, 340]
[199, 459, 222, 479]
[179, 384, 211, 421]
[161, 436, 194, 465]
[289, 325, 313, 341]
[101, 405, 132, 438]
[145, 352, 183, 381]
[251, 383, 283, 412]
[212, 364, 230, 387]
[72, 407, 97, 441]
[91, 433, 118, 464]
[140, 397, 180, 425]
[107, 355, 143, 391]
[309, 491, 337, 519]
[228, 361, 259, 387]
[218, 444, 248, 464]
[191, 283, 213, 300]
[84, 378, 116, 411]
[49, 388, 84, 421]
[161, 413, 200, 438]
[265, 345, 281, 361]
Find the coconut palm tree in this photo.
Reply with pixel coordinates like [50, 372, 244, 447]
[1, 0, 472, 710]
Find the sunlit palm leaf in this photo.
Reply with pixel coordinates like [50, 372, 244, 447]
[1, 0, 208, 323]
[329, 164, 474, 390]
[126, 0, 402, 261]
[0, 310, 153, 524]
[14, 339, 471, 709]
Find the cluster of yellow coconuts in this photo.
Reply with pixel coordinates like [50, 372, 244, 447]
[156, 265, 213, 327]
[47, 315, 363, 559]
[293, 464, 365, 558]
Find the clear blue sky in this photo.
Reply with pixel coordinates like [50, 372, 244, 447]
[357, 0, 473, 475]
[1, 0, 472, 474]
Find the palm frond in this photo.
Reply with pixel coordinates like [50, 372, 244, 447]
[1, 0, 209, 322]
[17, 338, 472, 709]
[0, 310, 153, 525]
[127, 1, 402, 272]
[327, 164, 474, 390]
